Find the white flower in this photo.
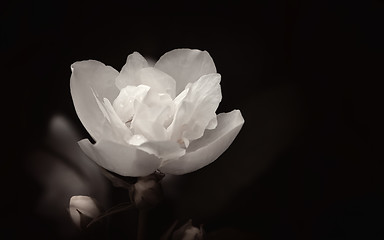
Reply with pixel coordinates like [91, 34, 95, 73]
[70, 49, 244, 176]
[69, 195, 100, 228]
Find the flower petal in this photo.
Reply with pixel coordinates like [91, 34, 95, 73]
[102, 98, 133, 143]
[154, 49, 216, 94]
[159, 110, 244, 175]
[115, 52, 148, 90]
[78, 139, 161, 177]
[69, 195, 100, 219]
[131, 89, 174, 141]
[112, 85, 150, 123]
[129, 138, 186, 160]
[136, 67, 176, 98]
[168, 73, 222, 144]
[70, 60, 119, 142]
[91, 92, 123, 142]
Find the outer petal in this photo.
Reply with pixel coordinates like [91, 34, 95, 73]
[70, 60, 119, 141]
[78, 139, 161, 177]
[159, 110, 244, 175]
[154, 49, 217, 94]
[130, 139, 186, 160]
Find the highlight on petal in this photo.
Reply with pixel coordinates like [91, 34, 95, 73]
[70, 60, 119, 141]
[115, 52, 148, 90]
[159, 110, 244, 175]
[168, 73, 222, 145]
[78, 139, 161, 177]
[154, 49, 217, 94]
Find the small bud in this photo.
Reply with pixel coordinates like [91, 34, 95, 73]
[172, 219, 204, 240]
[130, 171, 164, 209]
[69, 195, 100, 229]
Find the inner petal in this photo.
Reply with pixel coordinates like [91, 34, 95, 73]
[136, 67, 176, 99]
[130, 88, 175, 142]
[115, 52, 148, 90]
[102, 98, 133, 142]
[112, 85, 150, 123]
[167, 73, 222, 144]
[154, 49, 217, 95]
[91, 89, 133, 143]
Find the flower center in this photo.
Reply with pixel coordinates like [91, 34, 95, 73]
[112, 84, 175, 142]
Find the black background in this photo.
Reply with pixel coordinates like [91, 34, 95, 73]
[3, 0, 384, 239]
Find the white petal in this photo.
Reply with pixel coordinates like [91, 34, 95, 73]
[70, 60, 119, 141]
[131, 114, 168, 142]
[130, 89, 174, 141]
[159, 110, 244, 175]
[154, 49, 216, 94]
[206, 116, 218, 130]
[168, 73, 222, 143]
[130, 139, 186, 160]
[102, 98, 133, 142]
[69, 195, 100, 227]
[69, 195, 100, 219]
[91, 90, 128, 143]
[78, 139, 161, 177]
[115, 52, 148, 90]
[136, 67, 176, 98]
[112, 85, 150, 123]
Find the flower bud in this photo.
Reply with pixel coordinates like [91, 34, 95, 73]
[69, 195, 100, 229]
[130, 171, 164, 209]
[172, 219, 204, 240]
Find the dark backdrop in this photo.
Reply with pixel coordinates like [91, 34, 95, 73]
[3, 0, 384, 239]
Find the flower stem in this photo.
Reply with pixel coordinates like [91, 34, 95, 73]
[137, 209, 148, 240]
